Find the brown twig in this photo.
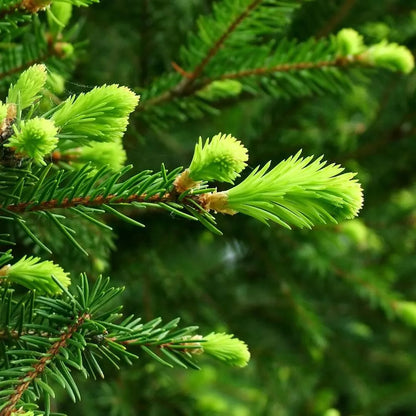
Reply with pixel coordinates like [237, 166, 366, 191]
[5, 192, 176, 213]
[1, 313, 90, 416]
[210, 56, 356, 81]
[171, 61, 193, 79]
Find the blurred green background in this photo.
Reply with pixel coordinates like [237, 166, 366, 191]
[39, 0, 416, 414]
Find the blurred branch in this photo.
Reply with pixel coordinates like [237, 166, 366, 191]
[316, 0, 357, 38]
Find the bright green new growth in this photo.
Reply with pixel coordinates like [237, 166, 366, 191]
[5, 256, 70, 295]
[197, 80, 243, 101]
[6, 117, 58, 165]
[7, 64, 47, 109]
[335, 28, 365, 56]
[395, 301, 416, 327]
[366, 41, 415, 74]
[188, 133, 248, 183]
[222, 151, 363, 229]
[334, 29, 414, 74]
[0, 101, 7, 122]
[11, 412, 34, 416]
[203, 332, 250, 367]
[47, 1, 73, 34]
[51, 85, 140, 145]
[78, 139, 127, 171]
[46, 71, 66, 95]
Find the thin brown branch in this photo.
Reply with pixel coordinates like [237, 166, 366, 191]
[211, 57, 354, 81]
[171, 61, 193, 79]
[5, 192, 176, 213]
[1, 313, 90, 416]
[316, 0, 358, 38]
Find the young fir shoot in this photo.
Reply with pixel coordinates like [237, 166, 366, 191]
[6, 64, 47, 110]
[199, 151, 363, 229]
[76, 139, 127, 171]
[183, 333, 250, 367]
[0, 102, 8, 121]
[201, 333, 250, 367]
[47, 1, 73, 35]
[1, 66, 139, 168]
[365, 41, 415, 74]
[6, 118, 59, 165]
[335, 28, 414, 73]
[335, 29, 366, 56]
[174, 133, 248, 193]
[395, 301, 416, 328]
[51, 85, 140, 145]
[0, 255, 70, 295]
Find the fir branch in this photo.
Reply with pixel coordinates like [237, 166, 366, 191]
[167, 56, 357, 98]
[0, 54, 51, 82]
[143, 0, 263, 107]
[179, 0, 262, 85]
[5, 192, 174, 213]
[0, 37, 66, 82]
[209, 56, 355, 81]
[333, 267, 399, 314]
[1, 312, 90, 416]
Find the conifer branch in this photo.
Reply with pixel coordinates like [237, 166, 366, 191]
[182, 0, 262, 83]
[0, 54, 51, 82]
[209, 56, 358, 81]
[1, 312, 90, 416]
[143, 57, 351, 109]
[5, 192, 175, 213]
[333, 267, 399, 313]
[0, 37, 67, 82]
[143, 0, 263, 107]
[163, 56, 359, 102]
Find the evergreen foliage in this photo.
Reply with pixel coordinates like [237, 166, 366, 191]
[0, 0, 415, 415]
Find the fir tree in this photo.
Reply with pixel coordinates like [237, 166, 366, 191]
[0, 1, 415, 415]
